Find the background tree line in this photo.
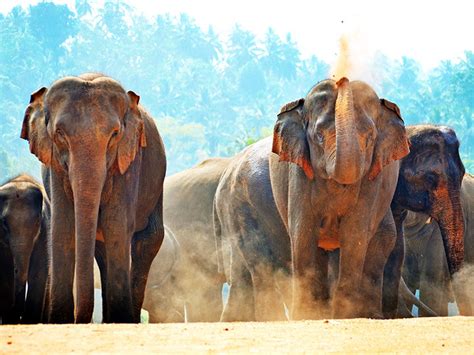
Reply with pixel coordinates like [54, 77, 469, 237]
[1, 1, 472, 180]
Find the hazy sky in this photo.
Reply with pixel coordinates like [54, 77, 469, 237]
[2, 0, 473, 70]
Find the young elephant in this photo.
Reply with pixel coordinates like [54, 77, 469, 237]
[214, 78, 410, 320]
[403, 173, 473, 316]
[21, 73, 166, 323]
[0, 175, 50, 324]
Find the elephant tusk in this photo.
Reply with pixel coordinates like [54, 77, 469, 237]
[425, 216, 432, 224]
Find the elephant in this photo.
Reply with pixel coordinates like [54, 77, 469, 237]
[214, 78, 411, 320]
[402, 173, 473, 316]
[20, 73, 166, 323]
[144, 157, 230, 322]
[91, 225, 180, 323]
[385, 125, 465, 317]
[0, 175, 50, 324]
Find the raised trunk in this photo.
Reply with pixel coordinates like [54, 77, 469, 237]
[70, 153, 106, 323]
[432, 184, 464, 275]
[327, 77, 364, 185]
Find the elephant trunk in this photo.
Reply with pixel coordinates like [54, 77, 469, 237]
[12, 252, 30, 322]
[432, 182, 464, 275]
[69, 149, 106, 324]
[9, 233, 37, 322]
[327, 77, 364, 185]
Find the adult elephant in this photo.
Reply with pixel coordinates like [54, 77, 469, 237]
[214, 78, 410, 320]
[387, 125, 465, 317]
[403, 173, 473, 316]
[144, 157, 230, 322]
[0, 175, 50, 324]
[20, 73, 166, 323]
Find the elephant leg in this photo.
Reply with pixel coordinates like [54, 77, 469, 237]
[221, 250, 255, 322]
[291, 227, 319, 319]
[250, 264, 285, 321]
[0, 246, 14, 324]
[332, 222, 371, 319]
[361, 211, 396, 318]
[49, 172, 75, 323]
[23, 225, 49, 324]
[131, 198, 164, 323]
[327, 249, 340, 300]
[453, 272, 474, 316]
[419, 229, 450, 316]
[101, 214, 134, 323]
[382, 218, 404, 319]
[185, 277, 223, 322]
[94, 240, 107, 323]
[401, 249, 420, 314]
[103, 237, 133, 323]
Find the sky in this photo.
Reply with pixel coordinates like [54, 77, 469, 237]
[1, 0, 473, 70]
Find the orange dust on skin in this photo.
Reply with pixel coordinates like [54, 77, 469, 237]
[96, 229, 104, 243]
[318, 233, 340, 251]
[331, 35, 352, 81]
[432, 181, 464, 271]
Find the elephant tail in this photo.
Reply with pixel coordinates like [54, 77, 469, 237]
[399, 277, 438, 317]
[212, 196, 225, 278]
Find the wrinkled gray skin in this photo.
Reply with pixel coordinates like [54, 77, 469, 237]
[142, 225, 183, 322]
[214, 78, 410, 320]
[403, 174, 473, 316]
[21, 73, 166, 323]
[385, 125, 465, 317]
[0, 175, 50, 324]
[142, 158, 230, 322]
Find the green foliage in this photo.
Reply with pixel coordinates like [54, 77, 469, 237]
[0, 2, 472, 182]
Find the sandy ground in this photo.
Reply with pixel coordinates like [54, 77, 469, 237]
[1, 317, 473, 353]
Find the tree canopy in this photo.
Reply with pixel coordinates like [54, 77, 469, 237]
[0, 1, 472, 181]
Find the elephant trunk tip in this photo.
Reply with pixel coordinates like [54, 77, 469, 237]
[336, 77, 350, 87]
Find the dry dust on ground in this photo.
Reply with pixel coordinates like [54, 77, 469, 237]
[1, 317, 473, 353]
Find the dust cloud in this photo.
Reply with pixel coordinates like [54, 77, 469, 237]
[452, 263, 474, 315]
[329, 30, 385, 90]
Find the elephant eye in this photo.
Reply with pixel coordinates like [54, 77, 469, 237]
[316, 132, 324, 144]
[55, 129, 68, 146]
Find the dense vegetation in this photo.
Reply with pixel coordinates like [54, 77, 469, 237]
[1, 1, 472, 180]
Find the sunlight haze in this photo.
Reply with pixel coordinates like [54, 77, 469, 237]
[2, 0, 472, 69]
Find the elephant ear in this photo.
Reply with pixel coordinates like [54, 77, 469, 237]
[272, 98, 314, 179]
[368, 98, 410, 180]
[20, 87, 53, 166]
[117, 90, 147, 175]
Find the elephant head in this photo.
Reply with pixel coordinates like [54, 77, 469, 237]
[0, 176, 44, 322]
[395, 125, 465, 275]
[20, 74, 147, 321]
[272, 77, 410, 185]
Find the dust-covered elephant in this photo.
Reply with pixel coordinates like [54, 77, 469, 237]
[386, 125, 465, 317]
[21, 73, 166, 323]
[403, 173, 473, 316]
[0, 175, 50, 324]
[143, 158, 230, 322]
[214, 78, 410, 320]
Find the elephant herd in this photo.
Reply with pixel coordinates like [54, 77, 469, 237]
[0, 73, 471, 324]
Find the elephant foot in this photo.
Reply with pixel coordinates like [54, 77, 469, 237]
[332, 295, 362, 319]
[220, 306, 255, 322]
[49, 304, 75, 324]
[292, 300, 330, 320]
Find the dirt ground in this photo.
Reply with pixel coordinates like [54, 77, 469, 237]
[1, 317, 473, 353]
